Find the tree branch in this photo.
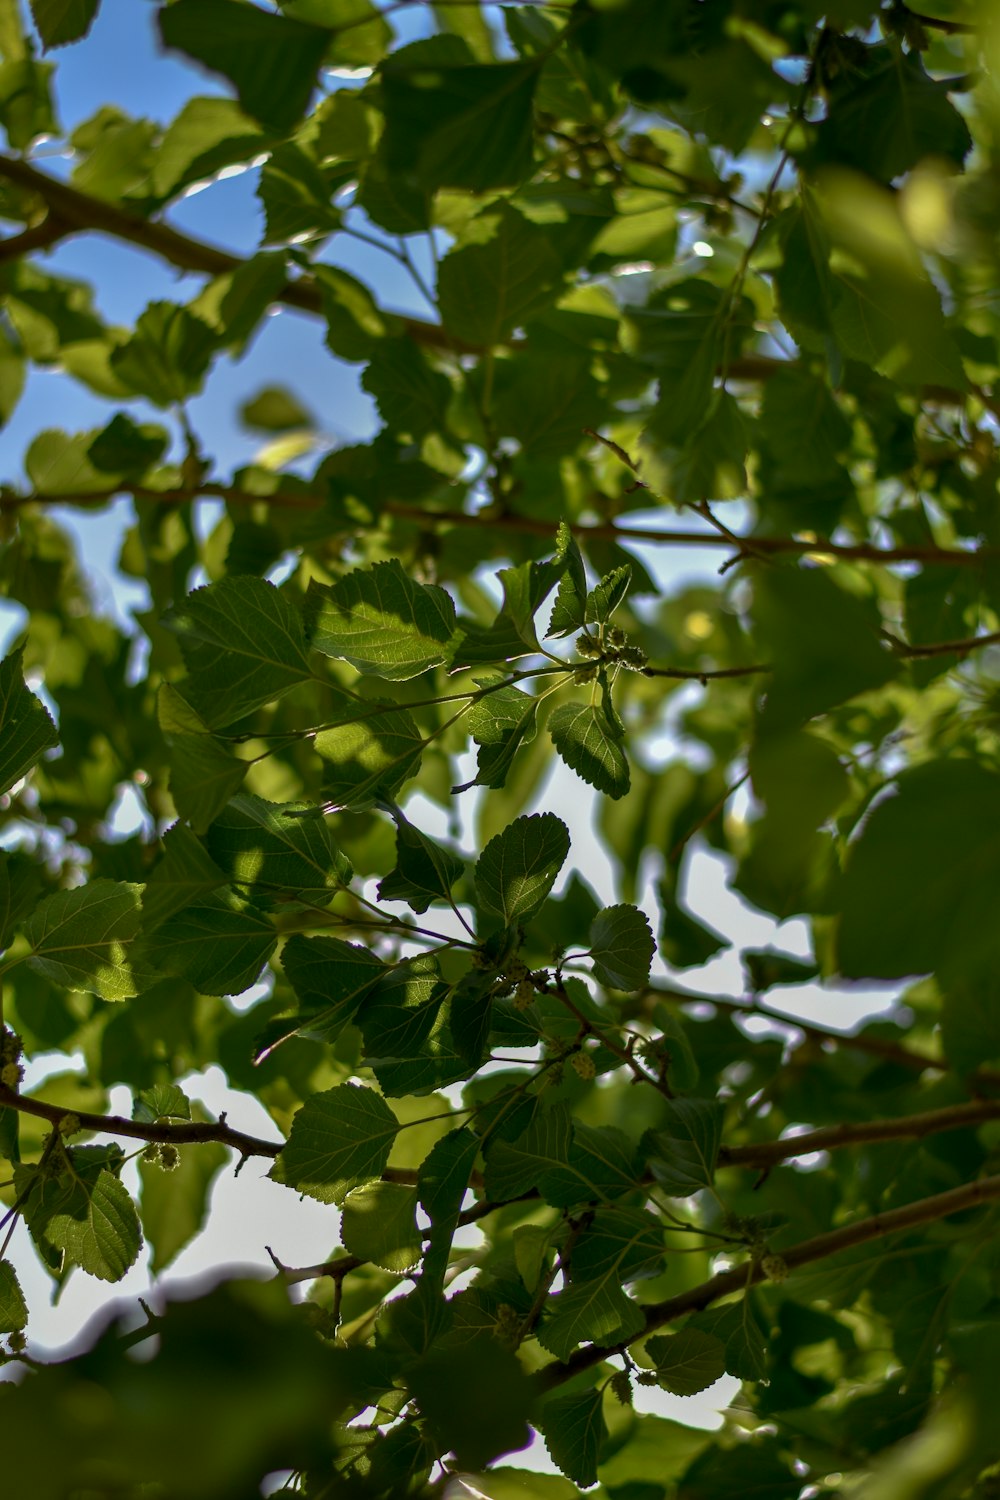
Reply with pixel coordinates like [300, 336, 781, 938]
[0, 211, 71, 264]
[642, 662, 769, 682]
[719, 1097, 1000, 1170]
[649, 987, 1000, 1086]
[0, 153, 461, 353]
[886, 628, 1000, 660]
[535, 1171, 1000, 1390]
[2, 478, 998, 572]
[0, 154, 986, 409]
[0, 1081, 282, 1157]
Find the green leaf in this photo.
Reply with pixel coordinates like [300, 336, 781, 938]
[539, 1206, 662, 1359]
[341, 1180, 422, 1273]
[589, 904, 655, 990]
[240, 386, 313, 434]
[281, 0, 390, 68]
[418, 1126, 479, 1285]
[624, 280, 751, 447]
[438, 202, 567, 346]
[316, 264, 391, 362]
[271, 932, 384, 1052]
[87, 412, 168, 477]
[110, 301, 217, 407]
[132, 1084, 191, 1124]
[24, 880, 148, 1001]
[166, 733, 249, 834]
[814, 46, 972, 182]
[0, 647, 58, 797]
[448, 967, 494, 1067]
[196, 252, 292, 355]
[752, 566, 898, 732]
[314, 700, 425, 811]
[144, 889, 277, 997]
[540, 1387, 607, 1488]
[357, 961, 468, 1097]
[29, 0, 99, 48]
[205, 793, 352, 907]
[646, 1328, 727, 1396]
[276, 1082, 399, 1205]
[377, 807, 464, 914]
[758, 370, 851, 490]
[0, 1259, 27, 1332]
[539, 1276, 645, 1361]
[381, 46, 538, 192]
[24, 427, 115, 495]
[258, 142, 340, 243]
[457, 680, 538, 791]
[139, 1123, 227, 1274]
[305, 561, 457, 680]
[550, 701, 630, 800]
[141, 822, 228, 932]
[151, 95, 267, 200]
[540, 1122, 642, 1208]
[158, 0, 330, 134]
[45, 1167, 142, 1282]
[163, 576, 312, 728]
[586, 565, 631, 626]
[643, 1098, 725, 1196]
[572, 1206, 665, 1283]
[838, 761, 1000, 981]
[362, 338, 451, 438]
[453, 552, 567, 665]
[409, 1334, 534, 1472]
[0, 850, 43, 953]
[475, 812, 570, 924]
[694, 1298, 768, 1382]
[483, 1103, 572, 1201]
[0, 324, 25, 427]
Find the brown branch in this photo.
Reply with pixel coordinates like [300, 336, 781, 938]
[649, 987, 1000, 1087]
[887, 628, 1000, 660]
[0, 1081, 282, 1158]
[719, 1097, 1000, 1170]
[0, 153, 461, 353]
[0, 212, 71, 264]
[2, 477, 998, 572]
[642, 662, 769, 682]
[0, 1081, 432, 1188]
[535, 1172, 1000, 1390]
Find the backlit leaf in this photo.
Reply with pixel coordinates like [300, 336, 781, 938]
[277, 1082, 399, 1205]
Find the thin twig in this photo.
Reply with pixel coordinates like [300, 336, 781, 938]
[886, 628, 1000, 660]
[642, 663, 769, 682]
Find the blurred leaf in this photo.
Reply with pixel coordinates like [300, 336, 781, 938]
[381, 43, 538, 192]
[158, 0, 330, 133]
[0, 647, 58, 797]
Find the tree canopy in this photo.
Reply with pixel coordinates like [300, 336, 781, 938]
[1, 0, 999, 1495]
